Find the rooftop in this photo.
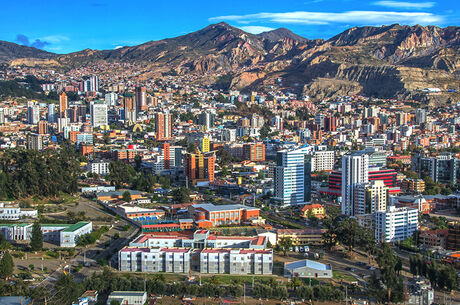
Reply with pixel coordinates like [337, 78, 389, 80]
[285, 259, 331, 271]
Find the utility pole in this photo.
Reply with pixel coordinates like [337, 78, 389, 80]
[345, 285, 347, 305]
[243, 283, 246, 304]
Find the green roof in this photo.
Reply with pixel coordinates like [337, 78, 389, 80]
[0, 223, 32, 227]
[62, 222, 90, 233]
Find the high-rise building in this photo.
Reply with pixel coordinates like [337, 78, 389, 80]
[271, 115, 283, 131]
[415, 109, 427, 125]
[89, 75, 99, 92]
[123, 93, 136, 123]
[201, 137, 210, 153]
[27, 134, 43, 150]
[324, 116, 337, 132]
[311, 150, 334, 172]
[59, 92, 68, 119]
[155, 112, 173, 141]
[315, 114, 325, 129]
[90, 103, 108, 127]
[184, 151, 216, 184]
[199, 111, 214, 130]
[375, 206, 418, 243]
[135, 86, 147, 112]
[27, 101, 39, 124]
[105, 92, 118, 106]
[47, 104, 55, 123]
[274, 146, 312, 205]
[250, 114, 265, 128]
[243, 143, 265, 162]
[413, 152, 458, 185]
[37, 121, 48, 135]
[354, 180, 388, 215]
[162, 143, 183, 170]
[341, 152, 369, 215]
[0, 108, 5, 125]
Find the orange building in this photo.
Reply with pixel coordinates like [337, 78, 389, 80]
[97, 190, 143, 201]
[243, 143, 265, 161]
[184, 151, 215, 184]
[114, 150, 137, 161]
[69, 131, 80, 143]
[163, 142, 170, 169]
[155, 112, 173, 141]
[80, 145, 94, 156]
[37, 121, 48, 135]
[190, 203, 260, 226]
[59, 92, 68, 119]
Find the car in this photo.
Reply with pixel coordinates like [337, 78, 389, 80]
[299, 247, 305, 253]
[368, 266, 376, 271]
[345, 267, 356, 272]
[304, 246, 310, 252]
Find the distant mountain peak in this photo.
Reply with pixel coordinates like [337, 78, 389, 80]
[258, 28, 308, 42]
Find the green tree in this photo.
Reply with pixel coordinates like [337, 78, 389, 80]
[376, 243, 404, 303]
[278, 237, 293, 256]
[187, 143, 196, 153]
[0, 251, 14, 279]
[122, 191, 132, 202]
[335, 218, 363, 255]
[30, 221, 43, 251]
[54, 273, 82, 305]
[172, 187, 191, 203]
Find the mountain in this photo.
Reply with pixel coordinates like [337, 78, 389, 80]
[1, 23, 459, 103]
[0, 40, 56, 62]
[257, 28, 309, 43]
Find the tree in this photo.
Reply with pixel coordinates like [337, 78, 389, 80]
[110, 301, 121, 305]
[278, 237, 293, 256]
[172, 187, 191, 203]
[187, 143, 196, 153]
[54, 273, 82, 305]
[335, 218, 363, 255]
[376, 243, 404, 303]
[122, 191, 132, 202]
[259, 122, 271, 139]
[0, 251, 13, 279]
[30, 221, 43, 251]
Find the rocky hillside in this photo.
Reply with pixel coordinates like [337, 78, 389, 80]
[0, 41, 56, 62]
[1, 23, 458, 102]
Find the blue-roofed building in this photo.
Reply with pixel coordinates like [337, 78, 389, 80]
[284, 259, 332, 278]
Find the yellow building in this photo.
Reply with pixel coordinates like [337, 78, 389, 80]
[201, 137, 210, 153]
[301, 204, 326, 219]
[277, 229, 326, 246]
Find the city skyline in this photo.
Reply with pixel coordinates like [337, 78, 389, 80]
[0, 0, 457, 53]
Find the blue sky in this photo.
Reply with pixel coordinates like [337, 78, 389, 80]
[1, 0, 457, 53]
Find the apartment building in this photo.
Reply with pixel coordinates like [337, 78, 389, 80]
[375, 206, 418, 243]
[311, 150, 334, 172]
[118, 246, 272, 275]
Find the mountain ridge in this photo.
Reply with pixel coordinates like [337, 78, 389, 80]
[1, 23, 459, 103]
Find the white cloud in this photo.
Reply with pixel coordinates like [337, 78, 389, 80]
[41, 35, 70, 43]
[373, 1, 436, 9]
[239, 26, 276, 34]
[114, 46, 123, 49]
[209, 10, 443, 26]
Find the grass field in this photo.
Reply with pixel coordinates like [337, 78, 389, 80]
[332, 270, 356, 282]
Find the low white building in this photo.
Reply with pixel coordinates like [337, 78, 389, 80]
[106, 291, 147, 305]
[375, 206, 418, 243]
[0, 202, 38, 220]
[86, 160, 110, 176]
